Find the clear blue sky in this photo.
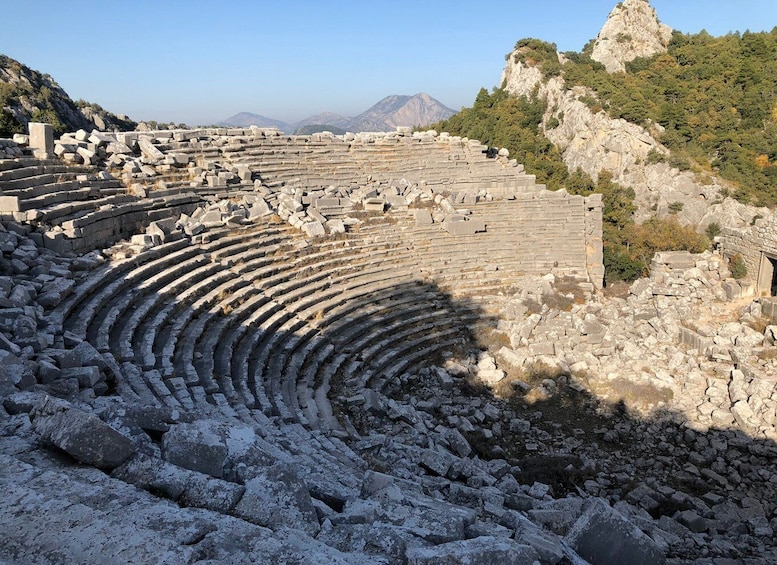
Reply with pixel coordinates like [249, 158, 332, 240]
[3, 1, 776, 125]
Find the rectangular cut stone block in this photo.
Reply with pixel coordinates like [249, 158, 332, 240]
[0, 196, 21, 212]
[138, 138, 165, 161]
[363, 197, 385, 212]
[414, 209, 433, 226]
[386, 195, 408, 209]
[31, 399, 136, 470]
[28, 122, 54, 158]
[442, 218, 485, 236]
[315, 197, 341, 209]
[302, 220, 325, 238]
[248, 200, 271, 219]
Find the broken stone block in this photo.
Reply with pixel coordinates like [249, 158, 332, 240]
[302, 220, 326, 238]
[442, 218, 486, 235]
[233, 462, 320, 536]
[31, 397, 136, 470]
[113, 452, 244, 513]
[0, 351, 36, 393]
[138, 138, 164, 161]
[248, 199, 271, 219]
[326, 219, 346, 234]
[565, 499, 666, 565]
[443, 427, 472, 458]
[162, 421, 228, 479]
[498, 509, 567, 563]
[414, 209, 433, 226]
[3, 390, 46, 415]
[61, 365, 103, 388]
[37, 278, 75, 308]
[317, 520, 426, 562]
[675, 509, 707, 533]
[363, 197, 385, 212]
[28, 122, 54, 158]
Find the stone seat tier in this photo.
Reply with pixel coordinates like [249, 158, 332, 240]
[232, 266, 421, 419]
[49, 238, 192, 330]
[222, 260, 410, 410]
[62, 244, 202, 338]
[90, 252, 211, 348]
[0, 161, 87, 182]
[334, 311, 456, 392]
[124, 267, 236, 366]
[31, 193, 143, 226]
[0, 172, 82, 193]
[106, 260, 225, 357]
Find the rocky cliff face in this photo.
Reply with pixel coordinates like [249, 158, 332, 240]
[499, 1, 757, 229]
[0, 54, 135, 135]
[590, 0, 673, 73]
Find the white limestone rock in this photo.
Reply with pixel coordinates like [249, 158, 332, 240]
[565, 498, 667, 565]
[233, 462, 321, 536]
[161, 421, 228, 478]
[590, 0, 673, 73]
[30, 397, 137, 470]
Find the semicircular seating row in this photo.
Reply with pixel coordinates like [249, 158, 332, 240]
[49, 216, 479, 444]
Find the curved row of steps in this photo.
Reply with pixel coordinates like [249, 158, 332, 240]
[54, 216, 485, 448]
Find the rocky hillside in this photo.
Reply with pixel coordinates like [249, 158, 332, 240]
[499, 0, 764, 230]
[0, 54, 136, 136]
[219, 93, 455, 133]
[590, 0, 672, 73]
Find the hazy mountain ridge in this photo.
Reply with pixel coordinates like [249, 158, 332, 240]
[218, 93, 455, 133]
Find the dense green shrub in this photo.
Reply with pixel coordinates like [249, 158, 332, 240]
[729, 254, 748, 279]
[432, 87, 570, 190]
[705, 221, 721, 239]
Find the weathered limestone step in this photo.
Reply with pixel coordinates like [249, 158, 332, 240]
[357, 328, 463, 393]
[339, 314, 455, 390]
[0, 161, 85, 182]
[245, 308, 295, 414]
[48, 238, 191, 330]
[132, 268, 240, 367]
[92, 255, 210, 350]
[64, 244, 202, 338]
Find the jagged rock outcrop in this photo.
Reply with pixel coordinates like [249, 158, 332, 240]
[590, 0, 673, 73]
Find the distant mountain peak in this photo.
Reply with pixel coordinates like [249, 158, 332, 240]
[216, 112, 289, 131]
[218, 93, 454, 134]
[591, 0, 672, 73]
[348, 93, 455, 132]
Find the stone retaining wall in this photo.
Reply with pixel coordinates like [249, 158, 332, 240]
[720, 213, 777, 296]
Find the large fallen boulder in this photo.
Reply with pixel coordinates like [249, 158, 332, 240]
[30, 396, 136, 470]
[565, 499, 666, 565]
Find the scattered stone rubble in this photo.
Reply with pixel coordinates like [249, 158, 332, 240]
[0, 125, 775, 563]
